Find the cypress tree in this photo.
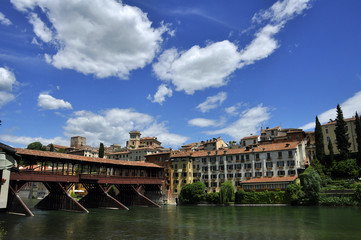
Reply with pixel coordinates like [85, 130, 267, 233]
[335, 104, 350, 160]
[49, 144, 55, 152]
[328, 140, 334, 166]
[315, 116, 325, 164]
[355, 112, 361, 168]
[99, 142, 104, 158]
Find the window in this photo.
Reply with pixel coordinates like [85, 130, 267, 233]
[174, 164, 178, 169]
[174, 179, 179, 184]
[288, 151, 293, 157]
[219, 174, 225, 179]
[241, 155, 245, 161]
[182, 172, 187, 177]
[245, 172, 252, 178]
[255, 172, 262, 177]
[325, 128, 329, 134]
[277, 161, 285, 167]
[245, 163, 252, 169]
[202, 157, 207, 163]
[236, 155, 239, 160]
[235, 173, 242, 178]
[182, 164, 186, 169]
[211, 165, 217, 171]
[202, 175, 209, 179]
[266, 171, 273, 177]
[278, 170, 285, 176]
[228, 165, 234, 170]
[235, 164, 242, 170]
[182, 180, 187, 184]
[219, 165, 225, 171]
[267, 153, 271, 159]
[210, 157, 216, 163]
[266, 162, 273, 168]
[287, 160, 295, 167]
[227, 155, 232, 161]
[202, 166, 208, 171]
[278, 152, 282, 158]
[246, 154, 250, 160]
[211, 174, 217, 179]
[227, 173, 233, 178]
[288, 170, 296, 175]
[211, 182, 217, 187]
[327, 136, 330, 142]
[255, 153, 260, 159]
[253, 139, 256, 144]
[254, 162, 262, 169]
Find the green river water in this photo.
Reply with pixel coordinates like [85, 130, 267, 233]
[1, 201, 361, 240]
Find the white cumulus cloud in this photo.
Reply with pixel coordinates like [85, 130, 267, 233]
[0, 134, 68, 147]
[206, 104, 271, 140]
[196, 92, 227, 113]
[153, 41, 241, 94]
[38, 93, 72, 110]
[63, 108, 188, 147]
[0, 67, 18, 108]
[152, 0, 311, 101]
[188, 118, 225, 128]
[300, 91, 361, 130]
[11, 0, 170, 79]
[0, 12, 12, 26]
[147, 84, 173, 105]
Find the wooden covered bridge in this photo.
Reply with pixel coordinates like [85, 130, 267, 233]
[7, 148, 164, 216]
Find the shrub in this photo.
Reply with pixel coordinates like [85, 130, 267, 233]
[179, 181, 206, 204]
[353, 183, 361, 203]
[205, 192, 220, 204]
[331, 159, 360, 179]
[285, 183, 304, 205]
[235, 190, 246, 204]
[319, 195, 356, 206]
[299, 167, 321, 205]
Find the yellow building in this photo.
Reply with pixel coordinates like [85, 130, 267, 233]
[322, 117, 358, 155]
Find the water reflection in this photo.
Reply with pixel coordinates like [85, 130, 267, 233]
[2, 205, 361, 240]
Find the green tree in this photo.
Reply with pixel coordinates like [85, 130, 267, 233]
[299, 167, 321, 205]
[335, 104, 350, 160]
[27, 142, 45, 150]
[219, 181, 234, 203]
[99, 142, 104, 158]
[355, 112, 361, 168]
[57, 148, 65, 153]
[328, 140, 334, 165]
[315, 116, 325, 164]
[285, 183, 304, 205]
[179, 181, 206, 204]
[49, 144, 55, 152]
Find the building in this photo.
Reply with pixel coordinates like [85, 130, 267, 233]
[70, 136, 86, 148]
[168, 141, 307, 201]
[180, 137, 228, 152]
[241, 135, 260, 147]
[0, 143, 19, 210]
[322, 117, 358, 155]
[145, 152, 171, 203]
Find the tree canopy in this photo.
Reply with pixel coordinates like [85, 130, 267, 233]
[179, 181, 206, 204]
[99, 142, 105, 158]
[299, 167, 321, 204]
[335, 104, 350, 160]
[27, 142, 45, 151]
[219, 181, 234, 203]
[315, 116, 325, 164]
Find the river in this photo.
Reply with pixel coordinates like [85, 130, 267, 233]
[1, 201, 361, 240]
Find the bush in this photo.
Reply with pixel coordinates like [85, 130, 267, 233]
[179, 181, 206, 204]
[235, 190, 246, 204]
[331, 159, 360, 179]
[235, 190, 287, 204]
[299, 167, 321, 205]
[285, 183, 304, 205]
[319, 195, 356, 206]
[205, 192, 220, 204]
[353, 183, 361, 203]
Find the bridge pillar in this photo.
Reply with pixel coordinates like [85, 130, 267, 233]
[6, 181, 34, 216]
[35, 182, 89, 213]
[115, 185, 160, 207]
[79, 184, 128, 210]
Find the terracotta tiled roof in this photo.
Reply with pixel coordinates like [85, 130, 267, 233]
[240, 176, 297, 184]
[107, 151, 130, 155]
[323, 117, 356, 126]
[15, 148, 162, 168]
[241, 135, 259, 140]
[170, 141, 301, 158]
[51, 144, 70, 149]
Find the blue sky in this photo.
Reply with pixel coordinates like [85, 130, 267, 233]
[0, 0, 361, 149]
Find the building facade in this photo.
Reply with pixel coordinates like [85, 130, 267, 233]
[322, 117, 358, 155]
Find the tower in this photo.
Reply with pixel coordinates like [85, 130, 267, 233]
[128, 131, 141, 149]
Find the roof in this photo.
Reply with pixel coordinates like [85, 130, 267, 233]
[15, 148, 162, 168]
[241, 135, 259, 140]
[0, 142, 20, 159]
[240, 176, 298, 184]
[171, 141, 301, 158]
[323, 117, 356, 126]
[51, 144, 70, 149]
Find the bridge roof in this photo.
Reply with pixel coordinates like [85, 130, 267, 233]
[15, 148, 162, 169]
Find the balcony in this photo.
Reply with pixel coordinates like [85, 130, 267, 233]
[246, 168, 251, 172]
[255, 158, 260, 161]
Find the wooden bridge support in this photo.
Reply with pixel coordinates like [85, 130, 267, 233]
[79, 184, 128, 210]
[114, 185, 160, 207]
[6, 181, 34, 217]
[35, 182, 89, 213]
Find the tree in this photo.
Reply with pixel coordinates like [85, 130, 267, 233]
[315, 116, 325, 164]
[99, 142, 104, 158]
[219, 181, 234, 203]
[299, 167, 321, 205]
[49, 144, 55, 152]
[328, 140, 334, 165]
[285, 183, 304, 205]
[27, 142, 45, 151]
[179, 181, 206, 204]
[335, 104, 350, 160]
[355, 112, 361, 168]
